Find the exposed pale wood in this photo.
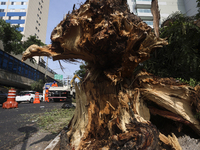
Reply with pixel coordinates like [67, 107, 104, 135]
[159, 132, 182, 150]
[136, 71, 200, 135]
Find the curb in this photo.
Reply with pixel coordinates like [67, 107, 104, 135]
[44, 133, 61, 150]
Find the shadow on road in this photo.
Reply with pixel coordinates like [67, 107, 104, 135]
[18, 126, 38, 150]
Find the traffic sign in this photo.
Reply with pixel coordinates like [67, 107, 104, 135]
[54, 74, 63, 80]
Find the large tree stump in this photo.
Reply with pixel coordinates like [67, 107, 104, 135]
[22, 0, 200, 149]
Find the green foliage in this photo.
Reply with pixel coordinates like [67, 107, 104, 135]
[31, 79, 44, 92]
[176, 78, 199, 87]
[22, 36, 45, 63]
[74, 62, 87, 80]
[0, 20, 45, 64]
[0, 19, 24, 54]
[22, 35, 45, 50]
[143, 12, 200, 82]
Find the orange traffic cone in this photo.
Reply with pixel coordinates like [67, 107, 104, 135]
[33, 92, 40, 104]
[45, 88, 49, 102]
[3, 88, 18, 109]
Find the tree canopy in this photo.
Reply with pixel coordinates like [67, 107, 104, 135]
[0, 19, 23, 54]
[22, 35, 45, 50]
[31, 79, 44, 93]
[74, 62, 87, 80]
[0, 19, 45, 56]
[143, 12, 200, 82]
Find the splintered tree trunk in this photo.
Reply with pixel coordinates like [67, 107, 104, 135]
[21, 0, 200, 149]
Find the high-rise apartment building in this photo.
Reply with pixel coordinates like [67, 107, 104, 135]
[0, 0, 50, 43]
[183, 0, 198, 16]
[127, 0, 198, 27]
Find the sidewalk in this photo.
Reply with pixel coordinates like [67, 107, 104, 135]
[11, 130, 57, 150]
[11, 103, 76, 150]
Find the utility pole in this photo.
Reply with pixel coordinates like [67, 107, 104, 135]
[44, 56, 48, 82]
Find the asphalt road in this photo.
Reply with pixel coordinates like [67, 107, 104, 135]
[0, 101, 65, 150]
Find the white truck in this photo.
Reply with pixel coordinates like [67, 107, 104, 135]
[48, 85, 72, 102]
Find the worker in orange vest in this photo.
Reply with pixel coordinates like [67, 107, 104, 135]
[51, 81, 58, 87]
[45, 88, 49, 102]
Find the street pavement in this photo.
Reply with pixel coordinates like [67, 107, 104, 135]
[0, 101, 65, 150]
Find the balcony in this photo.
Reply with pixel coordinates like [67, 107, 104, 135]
[135, 0, 151, 9]
[136, 9, 153, 20]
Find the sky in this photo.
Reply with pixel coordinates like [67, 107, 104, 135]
[45, 0, 85, 79]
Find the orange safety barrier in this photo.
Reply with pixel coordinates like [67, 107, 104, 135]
[33, 92, 40, 104]
[2, 88, 18, 109]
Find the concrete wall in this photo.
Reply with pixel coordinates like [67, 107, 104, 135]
[24, 0, 50, 43]
[127, 0, 187, 23]
[159, 0, 186, 22]
[183, 0, 198, 16]
[0, 68, 34, 89]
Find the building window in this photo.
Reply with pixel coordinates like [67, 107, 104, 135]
[40, 11, 42, 14]
[137, 9, 151, 13]
[38, 23, 40, 26]
[10, 9, 15, 12]
[19, 16, 21, 20]
[41, 5, 42, 9]
[8, 56, 14, 72]
[38, 8, 40, 11]
[39, 17, 41, 20]
[35, 27, 37, 30]
[11, 2, 15, 5]
[9, 16, 12, 20]
[1, 2, 6, 5]
[20, 9, 26, 12]
[0, 17, 3, 19]
[0, 9, 4, 12]
[21, 2, 24, 5]
[2, 53, 9, 70]
[38, 29, 39, 32]
[39, 2, 41, 5]
[41, 0, 43, 3]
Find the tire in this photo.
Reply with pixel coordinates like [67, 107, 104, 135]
[30, 98, 34, 103]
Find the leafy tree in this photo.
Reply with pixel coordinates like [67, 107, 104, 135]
[143, 12, 200, 81]
[31, 79, 44, 93]
[0, 19, 24, 54]
[74, 62, 87, 80]
[0, 20, 45, 56]
[22, 35, 45, 63]
[22, 35, 45, 49]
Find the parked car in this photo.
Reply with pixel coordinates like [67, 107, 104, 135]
[0, 90, 7, 104]
[15, 91, 36, 103]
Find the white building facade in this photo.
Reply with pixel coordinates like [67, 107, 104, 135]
[0, 0, 50, 43]
[127, 0, 198, 27]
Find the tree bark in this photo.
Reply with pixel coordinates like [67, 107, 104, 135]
[21, 0, 200, 149]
